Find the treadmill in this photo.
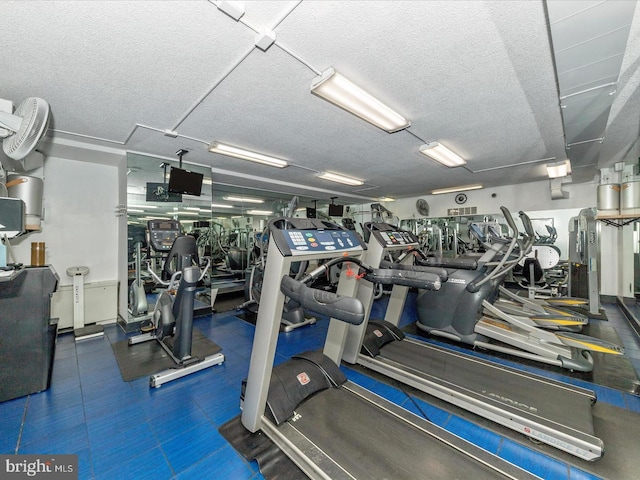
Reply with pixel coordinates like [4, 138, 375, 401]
[341, 221, 602, 462]
[240, 217, 540, 480]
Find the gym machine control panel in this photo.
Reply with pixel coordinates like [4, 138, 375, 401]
[148, 220, 181, 252]
[269, 218, 364, 257]
[366, 223, 419, 248]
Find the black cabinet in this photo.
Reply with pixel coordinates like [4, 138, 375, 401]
[0, 266, 59, 402]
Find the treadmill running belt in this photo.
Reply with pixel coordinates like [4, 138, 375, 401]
[379, 340, 596, 435]
[290, 386, 516, 479]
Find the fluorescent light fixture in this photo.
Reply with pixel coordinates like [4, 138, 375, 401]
[211, 203, 234, 209]
[176, 211, 200, 216]
[546, 160, 571, 179]
[202, 177, 213, 185]
[223, 196, 264, 204]
[379, 197, 395, 202]
[127, 209, 144, 213]
[431, 184, 483, 195]
[129, 204, 157, 209]
[310, 67, 410, 133]
[208, 142, 288, 168]
[318, 171, 364, 186]
[185, 207, 213, 213]
[419, 142, 466, 167]
[140, 215, 172, 221]
[246, 209, 273, 215]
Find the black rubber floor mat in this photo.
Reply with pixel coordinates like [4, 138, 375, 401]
[112, 329, 222, 382]
[219, 415, 306, 480]
[212, 291, 246, 314]
[236, 311, 289, 332]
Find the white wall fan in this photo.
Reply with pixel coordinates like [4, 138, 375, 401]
[0, 97, 50, 161]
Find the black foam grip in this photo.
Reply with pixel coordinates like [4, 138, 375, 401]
[379, 260, 448, 282]
[418, 257, 478, 270]
[364, 269, 441, 290]
[280, 275, 365, 325]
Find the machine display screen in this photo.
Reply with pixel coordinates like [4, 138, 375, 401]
[376, 230, 417, 247]
[282, 229, 361, 255]
[148, 220, 181, 252]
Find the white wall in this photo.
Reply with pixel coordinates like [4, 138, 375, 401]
[347, 178, 632, 298]
[10, 156, 121, 289]
[388, 179, 596, 220]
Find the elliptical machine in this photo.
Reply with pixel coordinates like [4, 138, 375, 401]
[239, 217, 316, 332]
[415, 207, 623, 372]
[129, 233, 224, 387]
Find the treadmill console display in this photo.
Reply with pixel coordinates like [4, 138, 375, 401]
[147, 220, 181, 252]
[279, 229, 363, 256]
[373, 229, 418, 247]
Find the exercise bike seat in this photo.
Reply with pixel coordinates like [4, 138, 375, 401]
[163, 235, 199, 279]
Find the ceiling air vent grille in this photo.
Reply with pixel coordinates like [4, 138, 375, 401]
[447, 206, 477, 216]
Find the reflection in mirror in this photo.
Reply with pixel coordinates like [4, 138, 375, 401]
[124, 152, 213, 332]
[528, 217, 557, 245]
[126, 152, 355, 318]
[400, 214, 506, 258]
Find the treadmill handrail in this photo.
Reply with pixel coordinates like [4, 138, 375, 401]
[364, 268, 442, 290]
[280, 275, 365, 325]
[417, 256, 479, 270]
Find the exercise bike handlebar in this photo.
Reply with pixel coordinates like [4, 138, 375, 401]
[147, 257, 211, 287]
[280, 275, 365, 325]
[147, 267, 175, 287]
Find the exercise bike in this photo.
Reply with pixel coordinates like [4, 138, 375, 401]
[128, 234, 224, 387]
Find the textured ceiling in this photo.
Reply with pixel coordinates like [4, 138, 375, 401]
[2, 0, 639, 203]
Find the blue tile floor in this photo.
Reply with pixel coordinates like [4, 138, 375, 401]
[1, 302, 639, 479]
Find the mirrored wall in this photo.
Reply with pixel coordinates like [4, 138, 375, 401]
[125, 152, 351, 294]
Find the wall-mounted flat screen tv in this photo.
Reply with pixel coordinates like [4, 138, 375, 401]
[168, 167, 204, 196]
[328, 204, 344, 217]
